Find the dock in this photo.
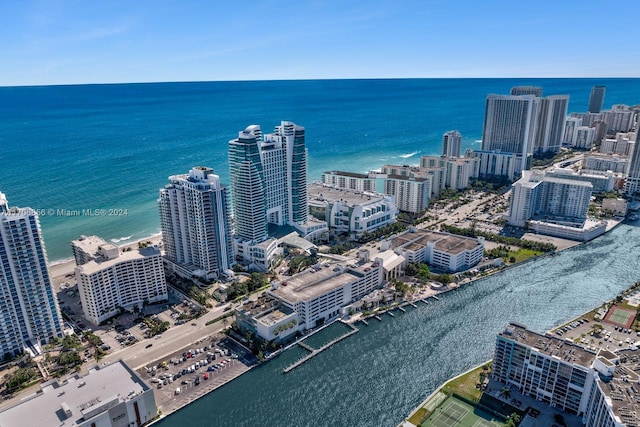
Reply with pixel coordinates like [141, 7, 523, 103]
[420, 299, 429, 305]
[398, 306, 406, 313]
[432, 295, 440, 301]
[360, 319, 369, 326]
[374, 315, 382, 321]
[284, 322, 359, 374]
[387, 311, 395, 317]
[409, 302, 418, 308]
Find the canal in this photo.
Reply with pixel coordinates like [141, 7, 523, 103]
[157, 223, 640, 427]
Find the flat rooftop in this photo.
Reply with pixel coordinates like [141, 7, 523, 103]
[0, 360, 150, 427]
[71, 235, 114, 255]
[270, 260, 377, 304]
[323, 170, 371, 179]
[76, 245, 161, 275]
[308, 182, 384, 206]
[390, 228, 481, 255]
[499, 322, 597, 368]
[601, 349, 640, 425]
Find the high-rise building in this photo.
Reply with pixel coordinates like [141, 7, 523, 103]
[588, 85, 606, 113]
[73, 236, 167, 325]
[481, 94, 540, 174]
[625, 132, 640, 195]
[229, 121, 326, 269]
[535, 95, 569, 154]
[510, 86, 542, 97]
[442, 130, 462, 158]
[508, 171, 593, 228]
[159, 166, 233, 280]
[0, 192, 64, 356]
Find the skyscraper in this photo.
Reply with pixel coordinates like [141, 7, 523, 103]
[625, 132, 640, 196]
[0, 192, 64, 356]
[588, 85, 606, 113]
[442, 130, 462, 158]
[159, 166, 233, 280]
[481, 94, 540, 174]
[510, 86, 542, 97]
[535, 95, 569, 154]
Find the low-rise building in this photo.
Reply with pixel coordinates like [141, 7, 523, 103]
[74, 236, 167, 325]
[583, 154, 629, 174]
[308, 183, 397, 241]
[385, 227, 484, 273]
[235, 295, 300, 342]
[268, 253, 383, 330]
[0, 360, 157, 427]
[321, 171, 377, 193]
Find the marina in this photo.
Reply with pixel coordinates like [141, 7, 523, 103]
[283, 322, 359, 374]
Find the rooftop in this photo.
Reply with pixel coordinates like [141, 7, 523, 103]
[322, 170, 372, 179]
[0, 360, 151, 427]
[76, 245, 161, 275]
[600, 349, 640, 425]
[499, 322, 597, 368]
[308, 183, 385, 207]
[390, 228, 481, 255]
[270, 260, 379, 304]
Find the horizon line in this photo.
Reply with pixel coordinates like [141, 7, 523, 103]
[2, 75, 638, 89]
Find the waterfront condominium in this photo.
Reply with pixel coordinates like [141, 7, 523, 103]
[493, 321, 640, 427]
[229, 121, 327, 270]
[535, 95, 569, 154]
[0, 192, 64, 356]
[588, 85, 606, 113]
[481, 94, 540, 175]
[159, 166, 233, 280]
[442, 130, 462, 158]
[625, 131, 640, 196]
[72, 236, 167, 325]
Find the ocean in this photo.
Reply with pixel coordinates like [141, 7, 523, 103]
[1, 78, 639, 262]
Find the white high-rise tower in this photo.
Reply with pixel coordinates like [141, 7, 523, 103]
[482, 94, 541, 174]
[159, 167, 233, 280]
[0, 192, 64, 356]
[442, 130, 462, 158]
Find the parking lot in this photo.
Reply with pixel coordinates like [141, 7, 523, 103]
[137, 336, 257, 414]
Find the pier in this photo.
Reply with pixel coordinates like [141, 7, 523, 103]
[387, 311, 395, 317]
[409, 302, 418, 308]
[361, 319, 369, 326]
[375, 315, 382, 321]
[420, 299, 429, 305]
[398, 306, 406, 313]
[284, 322, 359, 374]
[431, 295, 440, 301]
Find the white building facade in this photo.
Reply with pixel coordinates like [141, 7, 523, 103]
[74, 238, 167, 325]
[159, 166, 233, 280]
[0, 193, 64, 356]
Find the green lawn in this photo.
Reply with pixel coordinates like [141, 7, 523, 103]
[508, 248, 543, 263]
[441, 363, 491, 403]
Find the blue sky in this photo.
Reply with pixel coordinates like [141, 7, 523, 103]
[1, 0, 639, 86]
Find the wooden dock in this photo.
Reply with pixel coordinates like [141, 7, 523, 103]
[283, 323, 359, 373]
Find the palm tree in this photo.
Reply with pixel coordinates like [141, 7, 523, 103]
[504, 412, 520, 427]
[499, 386, 512, 400]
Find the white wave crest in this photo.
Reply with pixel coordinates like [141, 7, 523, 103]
[111, 235, 133, 243]
[398, 151, 418, 159]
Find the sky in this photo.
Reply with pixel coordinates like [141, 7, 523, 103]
[1, 0, 639, 86]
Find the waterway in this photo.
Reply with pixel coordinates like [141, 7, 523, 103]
[157, 223, 640, 427]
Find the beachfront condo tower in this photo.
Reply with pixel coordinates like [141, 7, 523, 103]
[625, 132, 640, 196]
[481, 94, 540, 175]
[535, 95, 569, 154]
[442, 130, 462, 158]
[588, 85, 606, 113]
[0, 192, 65, 357]
[159, 166, 233, 280]
[229, 121, 326, 270]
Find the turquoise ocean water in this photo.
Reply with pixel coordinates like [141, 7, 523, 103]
[0, 78, 639, 262]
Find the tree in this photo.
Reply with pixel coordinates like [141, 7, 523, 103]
[499, 386, 512, 400]
[504, 412, 521, 427]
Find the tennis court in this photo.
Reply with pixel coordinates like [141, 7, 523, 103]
[604, 306, 635, 329]
[422, 396, 502, 427]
